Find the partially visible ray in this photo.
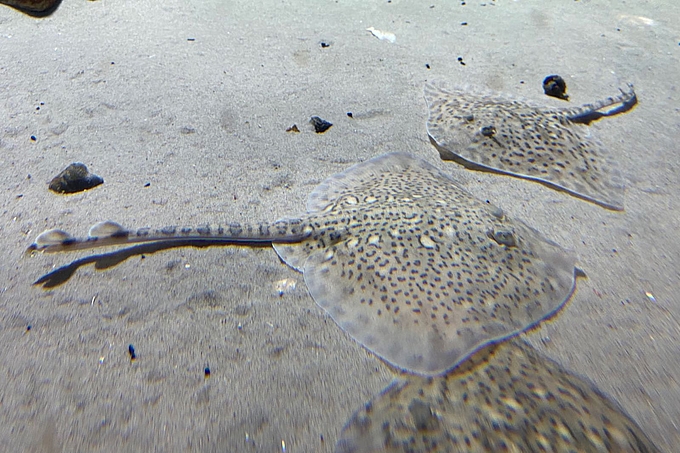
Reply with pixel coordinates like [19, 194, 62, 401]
[424, 82, 637, 211]
[28, 153, 578, 376]
[336, 339, 661, 453]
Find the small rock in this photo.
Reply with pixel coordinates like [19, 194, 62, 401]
[49, 163, 104, 194]
[543, 75, 569, 100]
[310, 116, 333, 134]
[0, 0, 61, 15]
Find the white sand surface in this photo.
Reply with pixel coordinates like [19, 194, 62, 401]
[1, 0, 679, 451]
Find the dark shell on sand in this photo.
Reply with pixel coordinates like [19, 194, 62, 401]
[543, 74, 569, 101]
[0, 0, 61, 15]
[49, 163, 104, 194]
[310, 116, 333, 133]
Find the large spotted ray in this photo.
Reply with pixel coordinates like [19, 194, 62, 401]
[336, 338, 661, 452]
[424, 82, 637, 211]
[30, 153, 578, 375]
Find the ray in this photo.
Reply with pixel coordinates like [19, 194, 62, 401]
[336, 338, 660, 453]
[29, 153, 578, 375]
[424, 82, 637, 211]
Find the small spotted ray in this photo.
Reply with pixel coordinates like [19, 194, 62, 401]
[29, 153, 579, 375]
[336, 339, 660, 453]
[424, 82, 637, 211]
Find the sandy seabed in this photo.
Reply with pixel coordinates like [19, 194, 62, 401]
[1, 0, 679, 451]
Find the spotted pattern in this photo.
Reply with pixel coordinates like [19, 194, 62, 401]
[31, 153, 577, 376]
[274, 153, 577, 375]
[424, 82, 635, 211]
[336, 339, 661, 453]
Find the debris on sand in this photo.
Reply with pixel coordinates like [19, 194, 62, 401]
[49, 163, 104, 194]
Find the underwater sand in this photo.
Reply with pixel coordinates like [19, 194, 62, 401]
[1, 0, 679, 451]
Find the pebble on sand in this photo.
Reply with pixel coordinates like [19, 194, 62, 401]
[0, 0, 61, 15]
[49, 163, 104, 194]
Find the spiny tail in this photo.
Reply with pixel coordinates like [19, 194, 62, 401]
[26, 219, 310, 254]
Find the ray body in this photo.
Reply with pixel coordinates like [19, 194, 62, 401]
[424, 82, 636, 211]
[336, 339, 660, 453]
[30, 153, 578, 375]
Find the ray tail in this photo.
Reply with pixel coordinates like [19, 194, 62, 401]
[27, 219, 311, 254]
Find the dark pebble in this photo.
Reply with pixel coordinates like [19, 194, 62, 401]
[543, 75, 569, 100]
[49, 163, 104, 194]
[1, 0, 61, 15]
[310, 116, 333, 133]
